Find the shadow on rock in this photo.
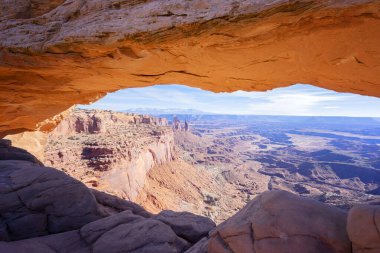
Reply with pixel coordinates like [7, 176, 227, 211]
[0, 140, 215, 252]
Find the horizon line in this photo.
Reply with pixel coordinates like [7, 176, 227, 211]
[76, 108, 380, 119]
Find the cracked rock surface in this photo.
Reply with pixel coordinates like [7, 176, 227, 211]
[154, 210, 216, 244]
[0, 139, 379, 252]
[1, 0, 380, 136]
[0, 141, 216, 252]
[347, 205, 380, 253]
[206, 190, 351, 253]
[0, 148, 378, 253]
[0, 147, 105, 240]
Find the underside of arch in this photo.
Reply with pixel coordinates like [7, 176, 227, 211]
[0, 0, 379, 137]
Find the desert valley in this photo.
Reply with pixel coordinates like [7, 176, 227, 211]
[6, 109, 380, 225]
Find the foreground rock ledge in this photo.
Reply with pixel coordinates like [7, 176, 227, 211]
[347, 205, 380, 253]
[205, 190, 351, 253]
[0, 141, 216, 252]
[0, 142, 379, 253]
[1, 0, 380, 136]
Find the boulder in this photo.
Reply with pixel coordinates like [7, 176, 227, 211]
[0, 159, 105, 240]
[347, 205, 380, 253]
[91, 189, 152, 218]
[184, 238, 208, 253]
[0, 230, 88, 253]
[154, 210, 216, 243]
[207, 190, 351, 253]
[80, 210, 144, 244]
[81, 210, 191, 253]
[92, 217, 190, 253]
[0, 210, 199, 253]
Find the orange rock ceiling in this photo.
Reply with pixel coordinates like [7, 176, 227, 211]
[1, 0, 380, 137]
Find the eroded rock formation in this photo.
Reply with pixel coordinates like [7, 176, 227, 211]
[1, 0, 380, 136]
[0, 160, 105, 241]
[43, 109, 174, 201]
[206, 190, 351, 253]
[347, 205, 380, 253]
[1, 1, 380, 252]
[0, 140, 216, 252]
[2, 140, 380, 253]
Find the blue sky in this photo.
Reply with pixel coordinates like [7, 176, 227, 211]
[79, 84, 380, 117]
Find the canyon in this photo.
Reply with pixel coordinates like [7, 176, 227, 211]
[3, 112, 380, 252]
[171, 115, 380, 209]
[1, 136, 380, 252]
[8, 109, 174, 201]
[45, 109, 174, 201]
[5, 109, 380, 225]
[5, 109, 246, 222]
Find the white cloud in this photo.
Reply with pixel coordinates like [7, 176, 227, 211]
[232, 86, 351, 115]
[323, 106, 340, 109]
[80, 84, 380, 117]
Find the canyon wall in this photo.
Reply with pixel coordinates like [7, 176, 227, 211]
[0, 139, 216, 252]
[43, 109, 174, 201]
[1, 0, 380, 136]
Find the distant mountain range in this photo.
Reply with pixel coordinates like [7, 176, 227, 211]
[121, 108, 213, 115]
[119, 108, 380, 128]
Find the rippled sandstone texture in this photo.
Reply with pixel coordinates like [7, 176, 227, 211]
[1, 0, 380, 136]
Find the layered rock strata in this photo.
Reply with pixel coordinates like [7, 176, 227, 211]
[43, 109, 174, 201]
[0, 140, 216, 252]
[1, 0, 380, 136]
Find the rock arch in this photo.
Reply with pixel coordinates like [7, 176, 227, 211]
[1, 0, 380, 136]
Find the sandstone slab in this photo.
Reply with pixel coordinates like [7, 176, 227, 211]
[1, 0, 380, 136]
[347, 205, 380, 253]
[207, 190, 351, 253]
[0, 210, 194, 253]
[154, 210, 216, 243]
[43, 109, 174, 201]
[0, 159, 105, 240]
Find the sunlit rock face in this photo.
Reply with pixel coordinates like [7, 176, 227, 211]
[0, 0, 380, 136]
[347, 205, 380, 253]
[0, 139, 216, 252]
[205, 190, 351, 253]
[43, 109, 174, 201]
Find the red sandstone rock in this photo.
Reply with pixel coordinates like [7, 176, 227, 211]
[1, 0, 379, 136]
[206, 190, 351, 253]
[0, 144, 214, 252]
[0, 139, 42, 165]
[154, 210, 216, 243]
[0, 211, 193, 253]
[347, 205, 380, 253]
[44, 109, 174, 201]
[91, 189, 152, 218]
[0, 146, 364, 253]
[0, 159, 105, 240]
